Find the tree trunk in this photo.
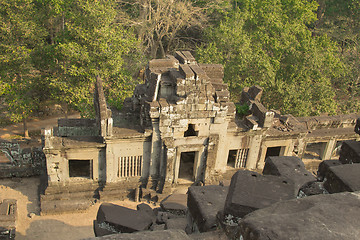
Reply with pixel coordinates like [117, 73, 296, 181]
[23, 118, 29, 138]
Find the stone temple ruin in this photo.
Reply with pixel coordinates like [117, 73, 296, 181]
[90, 120, 360, 239]
[40, 51, 360, 214]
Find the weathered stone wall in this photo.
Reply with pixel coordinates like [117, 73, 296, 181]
[0, 140, 45, 178]
[57, 118, 98, 136]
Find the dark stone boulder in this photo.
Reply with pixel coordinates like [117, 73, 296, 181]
[224, 170, 295, 218]
[324, 163, 360, 193]
[137, 203, 156, 219]
[299, 181, 327, 197]
[155, 211, 181, 224]
[262, 156, 316, 195]
[190, 230, 228, 240]
[160, 194, 187, 215]
[235, 192, 360, 240]
[339, 140, 360, 164]
[317, 160, 342, 181]
[0, 227, 15, 240]
[187, 185, 228, 232]
[85, 229, 191, 240]
[165, 217, 188, 231]
[95, 203, 153, 236]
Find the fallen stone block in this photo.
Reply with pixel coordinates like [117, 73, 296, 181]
[160, 194, 187, 215]
[41, 199, 92, 215]
[156, 211, 180, 224]
[190, 230, 228, 240]
[93, 220, 118, 237]
[339, 140, 360, 164]
[235, 192, 360, 240]
[187, 185, 228, 232]
[96, 203, 152, 236]
[262, 156, 316, 195]
[224, 170, 295, 218]
[151, 223, 165, 231]
[137, 203, 156, 224]
[317, 160, 342, 180]
[165, 217, 188, 231]
[324, 163, 360, 193]
[0, 227, 15, 240]
[85, 229, 191, 240]
[299, 181, 327, 197]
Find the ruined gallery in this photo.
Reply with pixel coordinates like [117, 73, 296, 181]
[39, 51, 359, 214]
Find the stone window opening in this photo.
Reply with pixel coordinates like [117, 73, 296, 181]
[304, 142, 326, 160]
[184, 124, 198, 137]
[118, 156, 142, 178]
[227, 149, 249, 168]
[69, 160, 92, 178]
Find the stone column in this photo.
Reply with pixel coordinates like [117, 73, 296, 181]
[105, 145, 116, 183]
[165, 147, 176, 184]
[245, 134, 263, 169]
[320, 139, 337, 160]
[150, 119, 161, 178]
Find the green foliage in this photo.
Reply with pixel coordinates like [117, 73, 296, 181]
[315, 0, 360, 114]
[33, 0, 145, 116]
[235, 103, 249, 117]
[197, 0, 345, 116]
[0, 0, 46, 122]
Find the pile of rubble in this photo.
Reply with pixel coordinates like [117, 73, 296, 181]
[88, 138, 360, 240]
[0, 199, 17, 239]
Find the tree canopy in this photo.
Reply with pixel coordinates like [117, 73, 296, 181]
[197, 0, 345, 116]
[0, 0, 359, 130]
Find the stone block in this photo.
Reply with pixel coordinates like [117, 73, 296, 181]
[317, 160, 342, 180]
[190, 230, 228, 240]
[137, 203, 156, 219]
[339, 140, 360, 164]
[198, 64, 224, 79]
[179, 64, 195, 80]
[165, 217, 188, 231]
[189, 64, 207, 80]
[323, 163, 360, 193]
[96, 203, 153, 234]
[299, 181, 327, 197]
[151, 223, 165, 231]
[160, 194, 187, 215]
[187, 185, 228, 232]
[262, 156, 316, 195]
[85, 229, 191, 240]
[224, 170, 296, 218]
[0, 227, 15, 240]
[235, 192, 360, 240]
[41, 199, 92, 215]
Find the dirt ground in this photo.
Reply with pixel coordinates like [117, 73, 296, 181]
[0, 177, 165, 240]
[0, 113, 80, 140]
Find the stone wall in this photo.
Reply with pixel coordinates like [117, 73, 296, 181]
[0, 140, 45, 178]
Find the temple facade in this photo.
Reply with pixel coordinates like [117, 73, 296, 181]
[41, 52, 359, 212]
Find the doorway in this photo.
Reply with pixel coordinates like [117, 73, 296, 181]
[227, 150, 237, 168]
[265, 146, 281, 159]
[179, 151, 195, 181]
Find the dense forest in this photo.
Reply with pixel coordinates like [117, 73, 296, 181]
[1, 0, 359, 126]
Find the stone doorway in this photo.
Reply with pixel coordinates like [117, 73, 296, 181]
[265, 146, 282, 159]
[179, 151, 196, 181]
[227, 150, 237, 168]
[69, 160, 91, 178]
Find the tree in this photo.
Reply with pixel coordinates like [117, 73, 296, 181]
[118, 0, 218, 58]
[33, 0, 144, 116]
[0, 0, 46, 137]
[314, 0, 360, 113]
[197, 0, 344, 116]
